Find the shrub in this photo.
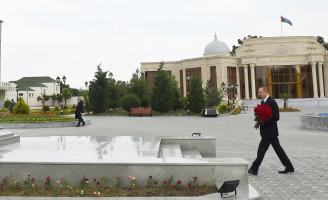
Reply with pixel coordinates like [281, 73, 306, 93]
[119, 94, 141, 111]
[217, 103, 232, 113]
[42, 105, 50, 112]
[13, 98, 30, 114]
[54, 106, 60, 111]
[180, 96, 188, 110]
[3, 99, 12, 109]
[231, 107, 241, 115]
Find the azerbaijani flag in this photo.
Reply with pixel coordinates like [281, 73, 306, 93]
[281, 16, 293, 26]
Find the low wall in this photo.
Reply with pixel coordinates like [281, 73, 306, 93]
[0, 158, 249, 193]
[301, 114, 328, 131]
[0, 119, 91, 129]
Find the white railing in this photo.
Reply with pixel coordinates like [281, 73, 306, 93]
[0, 82, 16, 91]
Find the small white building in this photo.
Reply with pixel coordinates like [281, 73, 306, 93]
[8, 76, 61, 107]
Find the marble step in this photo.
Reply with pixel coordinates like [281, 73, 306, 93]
[160, 144, 182, 158]
[0, 130, 14, 139]
[182, 150, 203, 158]
[0, 135, 20, 146]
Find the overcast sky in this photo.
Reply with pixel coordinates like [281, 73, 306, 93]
[0, 0, 327, 88]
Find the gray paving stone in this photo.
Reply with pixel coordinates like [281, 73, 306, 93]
[5, 106, 328, 199]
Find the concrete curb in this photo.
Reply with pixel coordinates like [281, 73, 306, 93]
[0, 120, 91, 129]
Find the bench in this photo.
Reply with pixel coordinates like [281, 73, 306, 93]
[129, 107, 152, 117]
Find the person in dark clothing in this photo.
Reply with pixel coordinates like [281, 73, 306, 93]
[248, 86, 294, 175]
[75, 97, 85, 127]
[9, 99, 16, 113]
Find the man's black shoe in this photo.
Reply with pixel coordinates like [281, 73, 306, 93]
[82, 123, 86, 127]
[248, 169, 258, 175]
[278, 168, 294, 174]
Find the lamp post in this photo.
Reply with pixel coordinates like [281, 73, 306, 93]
[56, 76, 61, 93]
[186, 75, 191, 95]
[62, 76, 66, 85]
[15, 85, 19, 101]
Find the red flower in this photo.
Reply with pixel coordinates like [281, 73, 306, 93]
[176, 180, 182, 185]
[254, 104, 272, 129]
[163, 180, 167, 185]
[93, 178, 97, 182]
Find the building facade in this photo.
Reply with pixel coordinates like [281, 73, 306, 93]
[141, 35, 328, 100]
[9, 76, 60, 107]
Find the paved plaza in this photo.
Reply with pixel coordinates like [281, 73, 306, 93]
[9, 106, 328, 200]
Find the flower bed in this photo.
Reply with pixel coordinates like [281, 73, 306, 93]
[0, 112, 75, 123]
[0, 175, 217, 197]
[279, 107, 300, 112]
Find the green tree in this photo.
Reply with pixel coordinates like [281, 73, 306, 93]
[50, 94, 57, 106]
[13, 98, 30, 114]
[107, 72, 119, 109]
[62, 88, 72, 107]
[151, 69, 178, 113]
[56, 93, 63, 107]
[280, 93, 289, 109]
[188, 76, 205, 113]
[204, 80, 222, 107]
[116, 80, 129, 99]
[3, 99, 11, 109]
[89, 64, 110, 113]
[37, 94, 50, 107]
[129, 69, 151, 107]
[119, 94, 141, 111]
[70, 88, 81, 96]
[81, 90, 91, 114]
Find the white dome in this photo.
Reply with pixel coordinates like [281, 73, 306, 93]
[203, 34, 230, 56]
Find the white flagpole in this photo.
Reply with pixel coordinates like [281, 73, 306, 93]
[280, 16, 282, 36]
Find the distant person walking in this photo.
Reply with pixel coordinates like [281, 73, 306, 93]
[75, 97, 85, 127]
[9, 99, 16, 113]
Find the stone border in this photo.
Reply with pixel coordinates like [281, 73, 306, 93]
[300, 114, 328, 131]
[0, 120, 91, 129]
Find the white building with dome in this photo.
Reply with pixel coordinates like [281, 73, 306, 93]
[141, 34, 328, 100]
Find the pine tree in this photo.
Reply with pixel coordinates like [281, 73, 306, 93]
[151, 69, 179, 113]
[204, 80, 222, 107]
[89, 64, 110, 113]
[129, 69, 151, 107]
[188, 76, 205, 113]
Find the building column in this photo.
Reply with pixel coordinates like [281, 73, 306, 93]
[267, 67, 273, 96]
[201, 66, 210, 89]
[183, 68, 187, 97]
[250, 64, 256, 99]
[243, 64, 250, 99]
[318, 62, 325, 98]
[222, 66, 227, 85]
[295, 65, 303, 98]
[311, 62, 318, 98]
[236, 66, 241, 99]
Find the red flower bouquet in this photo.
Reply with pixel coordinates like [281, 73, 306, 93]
[254, 104, 272, 129]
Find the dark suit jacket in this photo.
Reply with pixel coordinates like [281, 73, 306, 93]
[75, 101, 84, 119]
[260, 96, 280, 138]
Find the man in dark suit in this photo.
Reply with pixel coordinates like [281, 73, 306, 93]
[75, 97, 85, 127]
[248, 86, 294, 175]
